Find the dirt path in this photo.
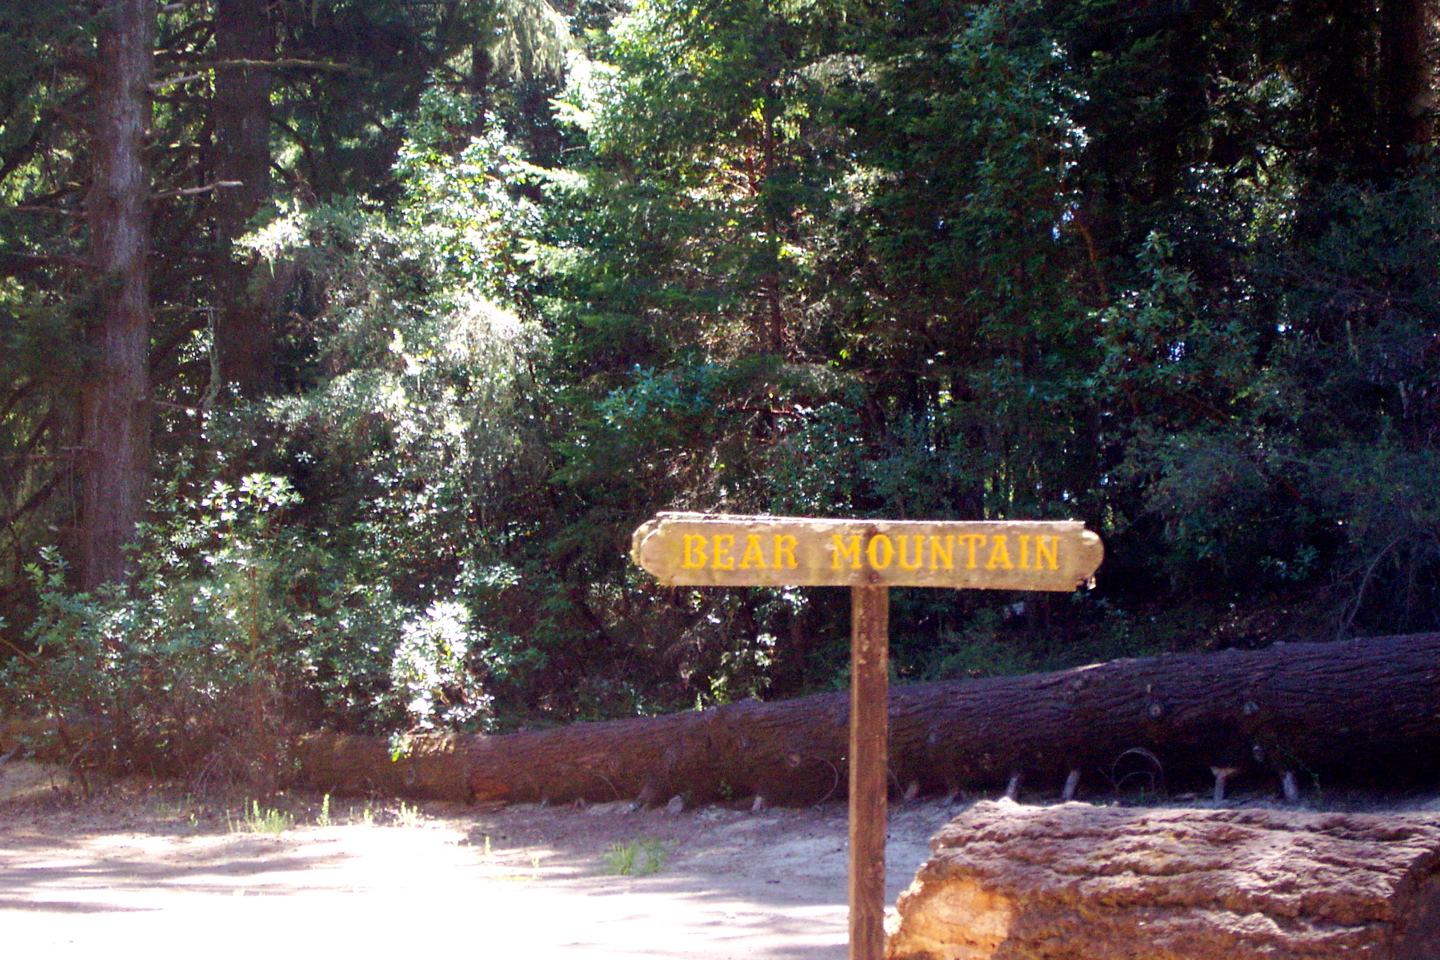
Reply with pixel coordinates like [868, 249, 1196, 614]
[0, 773, 957, 959]
[10, 765, 1436, 958]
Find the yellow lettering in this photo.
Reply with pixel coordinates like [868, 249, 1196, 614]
[867, 534, 894, 570]
[929, 535, 955, 570]
[832, 534, 863, 570]
[957, 534, 987, 569]
[773, 534, 798, 570]
[986, 535, 1013, 570]
[898, 535, 924, 571]
[682, 534, 709, 569]
[1019, 535, 1030, 570]
[739, 534, 768, 570]
[1035, 535, 1059, 571]
[713, 534, 736, 570]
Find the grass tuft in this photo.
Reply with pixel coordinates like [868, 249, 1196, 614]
[602, 838, 668, 876]
[228, 799, 294, 837]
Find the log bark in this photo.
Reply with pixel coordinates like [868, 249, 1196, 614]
[293, 633, 1440, 805]
[886, 799, 1440, 960]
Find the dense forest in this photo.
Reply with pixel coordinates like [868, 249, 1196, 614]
[0, 0, 1437, 777]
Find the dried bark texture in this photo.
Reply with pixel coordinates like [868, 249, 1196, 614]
[293, 632, 1440, 806]
[79, 0, 155, 590]
[886, 799, 1440, 960]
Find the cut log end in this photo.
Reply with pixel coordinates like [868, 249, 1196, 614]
[887, 800, 1440, 960]
[886, 878, 1017, 960]
[1397, 873, 1440, 960]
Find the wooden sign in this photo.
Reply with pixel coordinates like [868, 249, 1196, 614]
[630, 510, 1104, 960]
[631, 513, 1103, 591]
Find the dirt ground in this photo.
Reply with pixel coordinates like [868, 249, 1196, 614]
[0, 762, 955, 959]
[5, 760, 1438, 959]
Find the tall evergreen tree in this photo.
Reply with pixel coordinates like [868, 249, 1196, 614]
[211, 0, 278, 395]
[77, 0, 156, 591]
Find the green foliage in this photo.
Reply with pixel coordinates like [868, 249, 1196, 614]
[490, 0, 866, 713]
[6, 0, 1440, 769]
[0, 474, 312, 780]
[1, 460, 499, 777]
[196, 80, 572, 736]
[924, 610, 1041, 681]
[391, 601, 493, 731]
[230, 799, 295, 838]
[602, 838, 669, 876]
[1093, 163, 1440, 633]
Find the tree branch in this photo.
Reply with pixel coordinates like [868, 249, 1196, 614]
[150, 72, 206, 91]
[1, 474, 64, 534]
[0, 380, 41, 426]
[0, 252, 95, 274]
[151, 180, 242, 201]
[3, 205, 83, 218]
[156, 58, 372, 76]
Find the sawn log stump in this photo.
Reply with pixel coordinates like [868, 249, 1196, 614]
[886, 799, 1440, 960]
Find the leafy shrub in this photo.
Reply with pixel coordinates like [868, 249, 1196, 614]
[0, 470, 494, 783]
[0, 474, 307, 783]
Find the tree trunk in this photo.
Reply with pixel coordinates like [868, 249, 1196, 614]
[1380, 0, 1434, 165]
[470, 42, 493, 137]
[293, 633, 1440, 805]
[211, 0, 275, 396]
[886, 800, 1440, 960]
[78, 0, 155, 591]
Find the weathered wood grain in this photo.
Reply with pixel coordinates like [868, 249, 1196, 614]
[887, 799, 1440, 960]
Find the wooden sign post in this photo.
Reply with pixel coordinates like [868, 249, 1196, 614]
[631, 513, 1103, 960]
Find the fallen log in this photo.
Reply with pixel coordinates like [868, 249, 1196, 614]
[886, 799, 1440, 960]
[293, 633, 1440, 805]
